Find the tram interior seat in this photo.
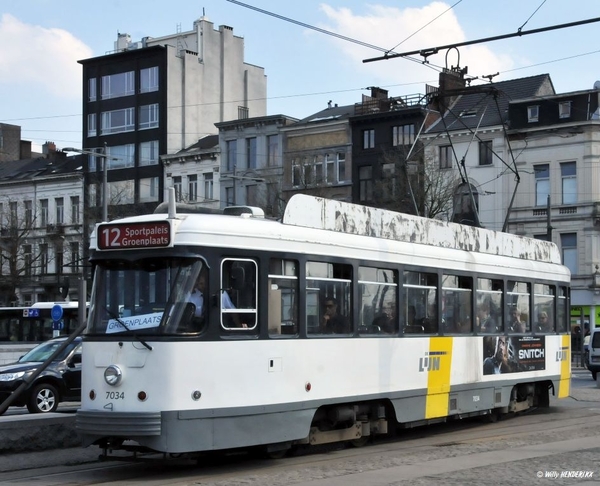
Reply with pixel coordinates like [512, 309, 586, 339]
[404, 324, 424, 334]
[358, 324, 381, 334]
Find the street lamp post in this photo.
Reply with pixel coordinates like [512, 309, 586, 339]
[63, 144, 116, 222]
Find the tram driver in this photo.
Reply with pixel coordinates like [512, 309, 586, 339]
[188, 270, 245, 327]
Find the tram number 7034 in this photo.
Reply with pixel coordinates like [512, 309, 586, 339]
[106, 391, 125, 400]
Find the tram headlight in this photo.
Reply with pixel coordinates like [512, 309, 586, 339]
[104, 365, 123, 386]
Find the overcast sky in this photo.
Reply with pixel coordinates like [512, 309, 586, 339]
[1, 0, 599, 151]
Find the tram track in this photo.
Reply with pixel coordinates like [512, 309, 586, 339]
[1, 403, 599, 485]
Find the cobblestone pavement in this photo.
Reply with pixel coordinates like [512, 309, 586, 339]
[0, 371, 598, 485]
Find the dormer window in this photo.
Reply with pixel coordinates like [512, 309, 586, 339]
[527, 105, 539, 123]
[459, 110, 477, 118]
[559, 101, 572, 119]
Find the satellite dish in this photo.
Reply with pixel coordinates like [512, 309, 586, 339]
[594, 80, 600, 90]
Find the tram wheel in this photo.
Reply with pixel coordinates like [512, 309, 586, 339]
[349, 435, 370, 448]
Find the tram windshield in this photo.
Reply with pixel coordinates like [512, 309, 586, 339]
[87, 257, 204, 336]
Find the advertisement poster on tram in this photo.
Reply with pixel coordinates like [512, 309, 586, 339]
[483, 335, 545, 375]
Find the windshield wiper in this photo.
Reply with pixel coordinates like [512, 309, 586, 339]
[104, 306, 153, 351]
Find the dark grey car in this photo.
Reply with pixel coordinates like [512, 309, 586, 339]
[0, 336, 82, 414]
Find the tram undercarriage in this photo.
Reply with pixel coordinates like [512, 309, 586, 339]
[93, 379, 553, 462]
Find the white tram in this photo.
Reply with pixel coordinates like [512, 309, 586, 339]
[76, 194, 571, 458]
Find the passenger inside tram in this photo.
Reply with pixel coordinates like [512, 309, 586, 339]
[321, 297, 350, 334]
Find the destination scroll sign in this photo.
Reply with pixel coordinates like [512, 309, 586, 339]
[98, 221, 171, 250]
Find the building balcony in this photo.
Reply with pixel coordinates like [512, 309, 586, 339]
[46, 223, 65, 235]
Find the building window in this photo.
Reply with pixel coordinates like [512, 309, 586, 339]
[303, 159, 314, 186]
[292, 160, 301, 187]
[106, 144, 135, 169]
[247, 185, 258, 206]
[87, 113, 96, 137]
[139, 140, 159, 166]
[314, 156, 323, 184]
[363, 129, 375, 149]
[101, 107, 135, 135]
[23, 245, 32, 277]
[440, 145, 452, 169]
[71, 196, 80, 224]
[226, 140, 237, 171]
[559, 101, 571, 119]
[479, 140, 493, 166]
[187, 174, 198, 202]
[55, 197, 64, 224]
[247, 137, 257, 169]
[392, 124, 415, 146]
[338, 152, 347, 182]
[359, 165, 373, 202]
[238, 106, 249, 119]
[101, 71, 134, 99]
[70, 242, 79, 271]
[140, 66, 159, 93]
[88, 78, 97, 102]
[204, 173, 214, 200]
[24, 200, 32, 227]
[225, 187, 234, 206]
[267, 135, 278, 166]
[109, 180, 135, 205]
[561, 162, 576, 205]
[561, 233, 577, 275]
[9, 202, 17, 226]
[40, 244, 48, 274]
[40, 199, 48, 227]
[173, 176, 182, 202]
[55, 246, 63, 275]
[139, 177, 159, 203]
[527, 105, 539, 123]
[535, 164, 550, 207]
[139, 104, 159, 130]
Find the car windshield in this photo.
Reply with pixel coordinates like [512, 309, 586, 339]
[18, 340, 78, 363]
[87, 257, 204, 336]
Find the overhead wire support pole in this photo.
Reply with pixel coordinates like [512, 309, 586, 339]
[363, 16, 600, 63]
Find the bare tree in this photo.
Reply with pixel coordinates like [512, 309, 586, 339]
[373, 146, 461, 220]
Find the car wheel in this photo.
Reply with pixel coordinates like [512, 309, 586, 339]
[27, 383, 59, 413]
[593, 371, 597, 381]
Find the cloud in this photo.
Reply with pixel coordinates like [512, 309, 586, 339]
[0, 13, 92, 99]
[318, 2, 514, 87]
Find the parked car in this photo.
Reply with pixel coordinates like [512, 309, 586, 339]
[0, 336, 82, 414]
[588, 328, 600, 381]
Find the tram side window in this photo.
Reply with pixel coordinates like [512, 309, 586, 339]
[442, 274, 472, 334]
[403, 270, 437, 334]
[358, 266, 397, 335]
[533, 283, 555, 333]
[306, 261, 352, 335]
[268, 259, 298, 337]
[221, 259, 258, 330]
[556, 286, 568, 333]
[507, 281, 531, 333]
[477, 278, 503, 333]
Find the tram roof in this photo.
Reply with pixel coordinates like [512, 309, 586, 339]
[93, 195, 563, 268]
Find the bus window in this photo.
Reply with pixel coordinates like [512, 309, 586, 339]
[507, 281, 531, 332]
[477, 278, 503, 333]
[404, 270, 437, 334]
[556, 286, 568, 333]
[534, 283, 555, 333]
[268, 259, 298, 336]
[442, 275, 472, 334]
[306, 261, 352, 336]
[358, 266, 397, 335]
[221, 259, 257, 331]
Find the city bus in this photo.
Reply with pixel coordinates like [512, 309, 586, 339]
[0, 301, 85, 343]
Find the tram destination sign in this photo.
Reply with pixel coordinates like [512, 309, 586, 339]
[97, 221, 171, 250]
